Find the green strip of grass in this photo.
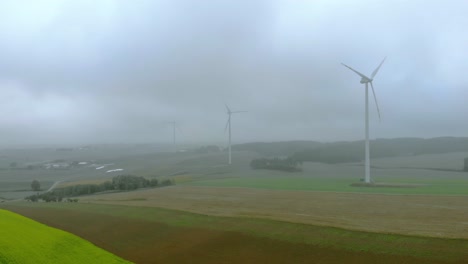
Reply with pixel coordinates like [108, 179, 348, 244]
[184, 176, 468, 195]
[0, 209, 131, 264]
[4, 202, 468, 262]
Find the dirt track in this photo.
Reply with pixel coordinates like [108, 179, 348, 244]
[81, 186, 468, 239]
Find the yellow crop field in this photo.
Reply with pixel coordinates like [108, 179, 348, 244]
[0, 209, 131, 264]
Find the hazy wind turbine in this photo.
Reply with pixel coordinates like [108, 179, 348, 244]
[341, 57, 386, 183]
[225, 105, 246, 165]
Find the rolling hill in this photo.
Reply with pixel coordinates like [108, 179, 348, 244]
[0, 209, 130, 264]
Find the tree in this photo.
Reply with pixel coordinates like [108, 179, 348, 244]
[250, 157, 302, 172]
[112, 175, 150, 190]
[31, 180, 41, 191]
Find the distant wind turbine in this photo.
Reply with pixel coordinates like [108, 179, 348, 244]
[341, 57, 386, 183]
[225, 105, 247, 165]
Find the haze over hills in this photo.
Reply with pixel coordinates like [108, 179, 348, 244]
[3, 136, 468, 161]
[233, 137, 468, 164]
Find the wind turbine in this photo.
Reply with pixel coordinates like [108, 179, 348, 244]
[224, 105, 246, 165]
[341, 57, 386, 184]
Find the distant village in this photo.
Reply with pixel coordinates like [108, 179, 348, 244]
[9, 144, 224, 173]
[41, 160, 120, 173]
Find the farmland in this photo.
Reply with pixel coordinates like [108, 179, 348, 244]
[80, 185, 468, 239]
[0, 209, 130, 263]
[2, 144, 467, 199]
[3, 203, 467, 264]
[0, 144, 218, 200]
[185, 170, 468, 195]
[179, 151, 468, 196]
[1, 144, 468, 263]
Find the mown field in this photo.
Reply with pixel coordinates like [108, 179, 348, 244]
[2, 203, 467, 264]
[0, 209, 130, 264]
[80, 185, 468, 239]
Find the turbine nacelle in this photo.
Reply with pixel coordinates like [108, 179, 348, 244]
[342, 57, 385, 121]
[225, 105, 232, 115]
[225, 104, 247, 117]
[360, 77, 372, 84]
[224, 104, 246, 132]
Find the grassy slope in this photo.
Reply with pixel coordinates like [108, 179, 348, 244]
[0, 209, 130, 264]
[3, 202, 467, 263]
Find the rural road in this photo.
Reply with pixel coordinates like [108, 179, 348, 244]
[45, 181, 63, 192]
[1, 181, 63, 203]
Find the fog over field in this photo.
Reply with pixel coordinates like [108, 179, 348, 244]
[0, 0, 467, 146]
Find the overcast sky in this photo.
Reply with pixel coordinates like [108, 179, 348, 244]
[0, 0, 467, 146]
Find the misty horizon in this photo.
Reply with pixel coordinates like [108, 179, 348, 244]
[1, 1, 467, 146]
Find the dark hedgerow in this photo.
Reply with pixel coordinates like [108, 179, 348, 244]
[25, 175, 173, 202]
[250, 157, 302, 172]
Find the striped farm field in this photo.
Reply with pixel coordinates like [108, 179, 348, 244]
[3, 202, 468, 264]
[0, 209, 130, 264]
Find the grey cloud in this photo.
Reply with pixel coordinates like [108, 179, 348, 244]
[0, 0, 467, 145]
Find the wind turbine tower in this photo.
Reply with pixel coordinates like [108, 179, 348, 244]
[225, 105, 246, 165]
[341, 57, 386, 183]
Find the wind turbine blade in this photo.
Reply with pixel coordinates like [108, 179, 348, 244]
[370, 82, 381, 122]
[224, 117, 230, 133]
[371, 57, 386, 79]
[341, 63, 371, 80]
[225, 104, 231, 113]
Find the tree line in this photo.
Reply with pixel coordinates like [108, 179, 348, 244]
[25, 175, 174, 202]
[236, 137, 468, 164]
[250, 157, 302, 172]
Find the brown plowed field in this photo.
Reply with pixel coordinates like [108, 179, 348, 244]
[80, 186, 468, 239]
[5, 206, 458, 264]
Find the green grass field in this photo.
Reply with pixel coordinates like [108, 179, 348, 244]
[161, 151, 465, 196]
[0, 209, 130, 264]
[371, 151, 468, 170]
[185, 173, 468, 195]
[184, 157, 468, 195]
